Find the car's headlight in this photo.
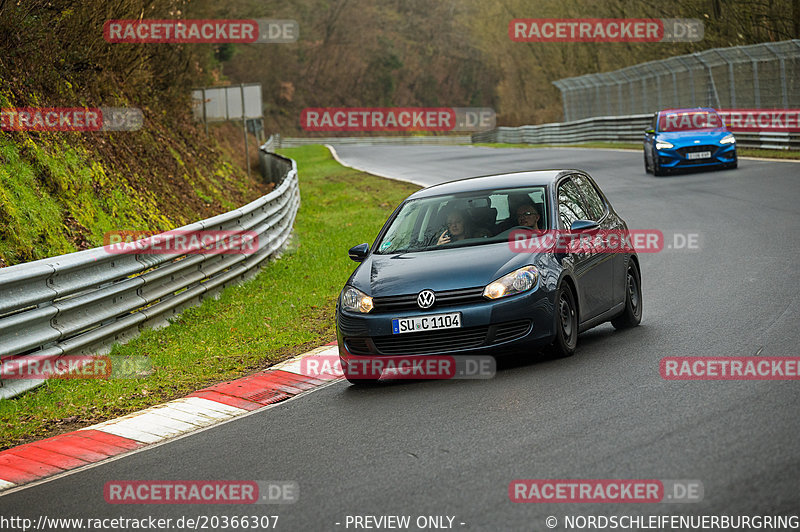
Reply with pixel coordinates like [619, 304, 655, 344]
[483, 266, 539, 300]
[655, 140, 674, 150]
[341, 286, 374, 313]
[720, 134, 735, 145]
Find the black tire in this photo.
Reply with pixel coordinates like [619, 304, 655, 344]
[611, 261, 642, 329]
[549, 283, 578, 358]
[653, 157, 667, 177]
[345, 374, 380, 386]
[343, 358, 381, 385]
[643, 152, 652, 174]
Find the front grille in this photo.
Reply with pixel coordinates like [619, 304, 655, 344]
[345, 319, 532, 356]
[372, 287, 486, 313]
[374, 326, 489, 355]
[677, 145, 717, 158]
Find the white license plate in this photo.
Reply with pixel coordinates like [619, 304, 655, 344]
[686, 151, 711, 160]
[392, 312, 461, 334]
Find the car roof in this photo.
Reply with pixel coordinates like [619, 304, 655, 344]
[659, 107, 719, 114]
[407, 170, 575, 199]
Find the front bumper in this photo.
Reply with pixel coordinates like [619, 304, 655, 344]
[655, 143, 736, 170]
[336, 287, 557, 362]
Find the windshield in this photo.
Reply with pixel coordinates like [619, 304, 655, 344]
[375, 186, 548, 254]
[658, 110, 726, 132]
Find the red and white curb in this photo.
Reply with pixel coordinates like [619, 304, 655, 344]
[0, 343, 341, 492]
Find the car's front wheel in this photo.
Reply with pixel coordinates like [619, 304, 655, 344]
[644, 151, 652, 174]
[344, 373, 381, 386]
[653, 156, 667, 177]
[549, 283, 578, 357]
[611, 261, 642, 329]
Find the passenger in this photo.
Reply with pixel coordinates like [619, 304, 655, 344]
[515, 202, 541, 230]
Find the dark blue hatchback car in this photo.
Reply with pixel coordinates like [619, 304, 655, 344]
[643, 108, 737, 176]
[335, 170, 642, 384]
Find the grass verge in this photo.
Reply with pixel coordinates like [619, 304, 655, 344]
[473, 141, 800, 160]
[0, 144, 418, 450]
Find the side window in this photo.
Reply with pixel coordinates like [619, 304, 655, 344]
[570, 174, 606, 221]
[651, 112, 658, 131]
[557, 179, 590, 230]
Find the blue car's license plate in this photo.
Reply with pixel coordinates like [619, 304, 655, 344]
[392, 313, 461, 334]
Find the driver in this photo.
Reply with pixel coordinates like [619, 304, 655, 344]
[437, 210, 470, 245]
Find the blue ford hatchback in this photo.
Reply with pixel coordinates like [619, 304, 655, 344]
[643, 108, 737, 176]
[335, 170, 642, 384]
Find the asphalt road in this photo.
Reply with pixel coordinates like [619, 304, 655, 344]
[2, 146, 800, 531]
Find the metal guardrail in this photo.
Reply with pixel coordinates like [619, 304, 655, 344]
[0, 137, 300, 399]
[471, 114, 800, 150]
[472, 115, 652, 145]
[277, 135, 472, 148]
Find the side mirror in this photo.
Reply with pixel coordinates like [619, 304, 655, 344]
[570, 220, 600, 232]
[645, 129, 655, 134]
[348, 243, 370, 262]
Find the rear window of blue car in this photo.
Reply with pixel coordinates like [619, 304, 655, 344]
[375, 187, 548, 254]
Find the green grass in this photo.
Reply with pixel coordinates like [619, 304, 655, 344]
[473, 141, 800, 160]
[0, 145, 419, 449]
[0, 135, 174, 265]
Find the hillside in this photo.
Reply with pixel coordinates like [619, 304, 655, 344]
[0, 1, 269, 266]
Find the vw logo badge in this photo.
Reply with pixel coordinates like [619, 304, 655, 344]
[417, 290, 435, 309]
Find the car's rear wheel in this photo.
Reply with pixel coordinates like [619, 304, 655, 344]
[611, 261, 642, 329]
[549, 283, 577, 358]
